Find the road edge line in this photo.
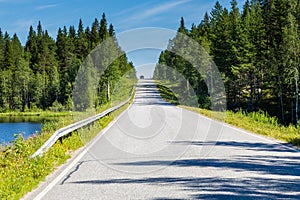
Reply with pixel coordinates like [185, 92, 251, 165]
[33, 103, 133, 200]
[178, 106, 299, 152]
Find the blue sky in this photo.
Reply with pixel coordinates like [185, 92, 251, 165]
[0, 0, 245, 77]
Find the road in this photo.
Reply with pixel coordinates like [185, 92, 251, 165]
[28, 80, 300, 199]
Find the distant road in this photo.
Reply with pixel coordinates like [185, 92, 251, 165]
[27, 80, 300, 199]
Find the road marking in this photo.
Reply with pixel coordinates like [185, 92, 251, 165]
[33, 105, 132, 200]
[222, 123, 299, 152]
[34, 103, 298, 199]
[191, 109, 299, 152]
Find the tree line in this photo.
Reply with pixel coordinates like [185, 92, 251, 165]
[0, 13, 135, 112]
[154, 0, 300, 125]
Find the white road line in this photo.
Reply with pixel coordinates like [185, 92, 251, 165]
[223, 123, 299, 152]
[33, 105, 131, 200]
[34, 103, 298, 199]
[191, 109, 299, 152]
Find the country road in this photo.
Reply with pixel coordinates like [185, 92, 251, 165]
[26, 80, 300, 200]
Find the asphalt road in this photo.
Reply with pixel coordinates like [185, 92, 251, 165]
[28, 80, 300, 200]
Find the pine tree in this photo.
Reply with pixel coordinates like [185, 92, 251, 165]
[14, 53, 32, 111]
[108, 24, 115, 37]
[210, 1, 223, 31]
[3, 36, 14, 70]
[25, 26, 38, 72]
[99, 13, 109, 41]
[262, 0, 289, 122]
[75, 19, 89, 60]
[250, 0, 267, 109]
[91, 18, 100, 49]
[230, 0, 257, 111]
[282, 2, 300, 124]
[0, 29, 4, 69]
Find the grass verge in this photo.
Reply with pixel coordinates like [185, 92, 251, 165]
[0, 100, 132, 199]
[181, 106, 300, 147]
[0, 111, 71, 117]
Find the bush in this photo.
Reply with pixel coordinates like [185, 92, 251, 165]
[49, 101, 64, 112]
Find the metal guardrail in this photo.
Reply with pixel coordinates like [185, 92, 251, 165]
[31, 92, 134, 158]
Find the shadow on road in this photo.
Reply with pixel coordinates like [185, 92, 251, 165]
[172, 140, 299, 153]
[68, 140, 300, 199]
[70, 176, 300, 199]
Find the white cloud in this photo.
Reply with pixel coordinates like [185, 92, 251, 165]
[112, 2, 152, 17]
[115, 0, 192, 29]
[131, 0, 191, 21]
[35, 4, 59, 11]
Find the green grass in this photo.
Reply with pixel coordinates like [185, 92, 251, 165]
[0, 111, 71, 117]
[181, 106, 300, 147]
[0, 99, 132, 199]
[154, 80, 300, 148]
[155, 81, 179, 105]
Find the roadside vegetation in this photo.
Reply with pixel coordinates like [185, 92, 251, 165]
[155, 83, 179, 105]
[0, 11, 137, 198]
[181, 106, 300, 147]
[0, 72, 135, 199]
[154, 0, 300, 126]
[0, 112, 70, 117]
[156, 81, 300, 147]
[0, 99, 132, 199]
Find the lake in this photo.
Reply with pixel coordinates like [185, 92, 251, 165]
[0, 117, 43, 145]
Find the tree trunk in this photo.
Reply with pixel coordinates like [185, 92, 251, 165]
[295, 76, 299, 125]
[107, 80, 110, 101]
[280, 92, 284, 123]
[291, 101, 294, 124]
[249, 71, 254, 112]
[186, 79, 189, 96]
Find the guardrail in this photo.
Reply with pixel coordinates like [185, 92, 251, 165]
[31, 91, 134, 158]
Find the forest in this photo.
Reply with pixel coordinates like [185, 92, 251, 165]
[0, 13, 135, 113]
[154, 0, 300, 125]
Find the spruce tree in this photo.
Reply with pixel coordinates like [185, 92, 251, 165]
[76, 19, 89, 60]
[91, 18, 100, 49]
[282, 3, 300, 124]
[99, 13, 109, 41]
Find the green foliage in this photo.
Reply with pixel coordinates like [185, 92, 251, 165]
[154, 0, 300, 125]
[49, 100, 64, 112]
[0, 13, 136, 198]
[155, 81, 179, 105]
[0, 12, 136, 113]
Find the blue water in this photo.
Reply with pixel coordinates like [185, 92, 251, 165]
[0, 122, 42, 145]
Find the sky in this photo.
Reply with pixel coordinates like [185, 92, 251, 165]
[0, 0, 245, 78]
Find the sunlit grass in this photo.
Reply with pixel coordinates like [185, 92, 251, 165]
[155, 80, 300, 148]
[181, 106, 300, 147]
[155, 81, 179, 105]
[0, 111, 71, 117]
